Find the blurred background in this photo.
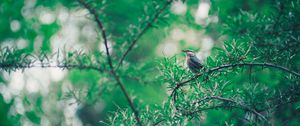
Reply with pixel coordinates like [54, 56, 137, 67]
[1, 0, 299, 125]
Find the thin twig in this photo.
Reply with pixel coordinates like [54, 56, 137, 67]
[185, 96, 269, 124]
[260, 85, 300, 112]
[76, 0, 112, 69]
[153, 119, 166, 126]
[69, 89, 82, 105]
[185, 105, 269, 124]
[115, 0, 173, 70]
[278, 41, 300, 52]
[77, 0, 142, 125]
[0, 64, 104, 72]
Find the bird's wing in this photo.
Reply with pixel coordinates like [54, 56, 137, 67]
[187, 56, 203, 73]
[190, 56, 203, 67]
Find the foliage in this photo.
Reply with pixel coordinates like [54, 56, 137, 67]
[0, 0, 300, 125]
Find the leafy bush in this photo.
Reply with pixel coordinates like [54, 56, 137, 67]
[0, 0, 299, 125]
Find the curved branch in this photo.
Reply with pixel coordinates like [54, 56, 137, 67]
[171, 63, 300, 101]
[77, 0, 142, 125]
[185, 105, 267, 122]
[185, 96, 269, 124]
[115, 0, 173, 70]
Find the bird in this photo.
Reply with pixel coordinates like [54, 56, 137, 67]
[182, 49, 203, 73]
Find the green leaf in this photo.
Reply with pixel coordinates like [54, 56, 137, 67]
[206, 56, 216, 66]
[25, 111, 40, 124]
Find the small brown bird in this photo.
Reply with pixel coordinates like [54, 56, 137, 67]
[182, 49, 203, 73]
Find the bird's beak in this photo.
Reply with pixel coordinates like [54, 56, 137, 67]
[182, 50, 188, 52]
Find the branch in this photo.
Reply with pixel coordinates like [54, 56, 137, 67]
[115, 0, 173, 70]
[0, 63, 104, 72]
[272, 98, 300, 110]
[258, 85, 300, 112]
[278, 41, 300, 52]
[171, 63, 300, 102]
[77, 0, 142, 125]
[76, 0, 112, 69]
[153, 119, 166, 126]
[185, 96, 269, 124]
[176, 63, 299, 92]
[185, 105, 269, 124]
